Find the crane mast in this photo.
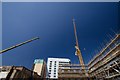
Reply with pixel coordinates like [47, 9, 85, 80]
[0, 37, 39, 54]
[72, 18, 86, 71]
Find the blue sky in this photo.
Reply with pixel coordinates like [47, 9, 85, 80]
[2, 2, 119, 69]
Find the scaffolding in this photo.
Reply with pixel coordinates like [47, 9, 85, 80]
[58, 64, 89, 79]
[88, 34, 120, 80]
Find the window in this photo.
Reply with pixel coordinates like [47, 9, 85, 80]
[50, 61, 52, 64]
[49, 70, 51, 72]
[49, 75, 51, 77]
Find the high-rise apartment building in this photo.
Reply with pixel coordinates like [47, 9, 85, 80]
[47, 58, 70, 79]
[33, 59, 46, 79]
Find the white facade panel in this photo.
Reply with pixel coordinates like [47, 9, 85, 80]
[0, 72, 9, 79]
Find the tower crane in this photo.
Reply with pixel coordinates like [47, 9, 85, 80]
[72, 18, 87, 76]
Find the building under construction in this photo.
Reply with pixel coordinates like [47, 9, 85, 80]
[88, 34, 120, 80]
[58, 34, 120, 80]
[58, 19, 120, 80]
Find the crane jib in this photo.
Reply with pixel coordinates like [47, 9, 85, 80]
[0, 37, 39, 54]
